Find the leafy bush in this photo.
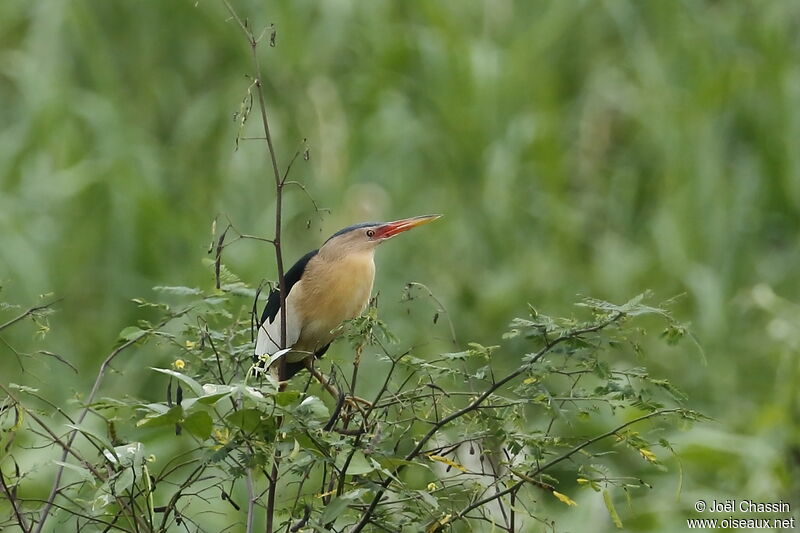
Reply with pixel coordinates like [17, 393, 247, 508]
[1, 280, 699, 532]
[0, 4, 703, 531]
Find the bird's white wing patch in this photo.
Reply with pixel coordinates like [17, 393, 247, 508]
[255, 280, 305, 367]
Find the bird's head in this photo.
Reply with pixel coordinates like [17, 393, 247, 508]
[319, 214, 442, 259]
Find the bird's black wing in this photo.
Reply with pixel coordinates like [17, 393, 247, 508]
[284, 342, 331, 380]
[259, 249, 319, 326]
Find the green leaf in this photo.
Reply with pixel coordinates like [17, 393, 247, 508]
[416, 489, 439, 509]
[297, 396, 329, 420]
[234, 383, 275, 401]
[201, 258, 241, 285]
[226, 408, 263, 433]
[180, 386, 232, 408]
[603, 489, 623, 528]
[198, 384, 235, 404]
[8, 383, 39, 394]
[149, 367, 204, 396]
[261, 417, 277, 443]
[288, 439, 301, 461]
[109, 468, 135, 494]
[118, 326, 147, 342]
[200, 383, 233, 395]
[210, 442, 234, 463]
[320, 495, 351, 524]
[466, 342, 499, 358]
[275, 390, 301, 406]
[335, 450, 375, 476]
[142, 403, 170, 414]
[92, 492, 113, 513]
[262, 347, 293, 370]
[131, 297, 169, 311]
[183, 411, 213, 439]
[65, 423, 115, 453]
[104, 442, 145, 468]
[378, 457, 425, 470]
[319, 489, 368, 524]
[152, 285, 204, 295]
[137, 405, 183, 429]
[196, 392, 231, 405]
[53, 461, 96, 484]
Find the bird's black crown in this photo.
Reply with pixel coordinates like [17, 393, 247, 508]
[325, 222, 380, 243]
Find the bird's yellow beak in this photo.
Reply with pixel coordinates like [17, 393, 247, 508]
[373, 214, 442, 240]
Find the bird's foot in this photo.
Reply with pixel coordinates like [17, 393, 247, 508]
[302, 359, 372, 413]
[345, 395, 372, 409]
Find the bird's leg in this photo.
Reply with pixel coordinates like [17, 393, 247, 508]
[303, 358, 341, 399]
[347, 396, 373, 407]
[303, 359, 373, 410]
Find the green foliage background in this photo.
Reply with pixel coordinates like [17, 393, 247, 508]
[1, 0, 798, 531]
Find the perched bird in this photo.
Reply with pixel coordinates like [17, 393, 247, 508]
[255, 215, 441, 382]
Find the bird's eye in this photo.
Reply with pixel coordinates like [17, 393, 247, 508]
[366, 229, 375, 238]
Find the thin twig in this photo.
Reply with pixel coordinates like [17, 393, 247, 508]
[283, 181, 329, 216]
[220, 4, 292, 532]
[0, 467, 29, 532]
[21, 499, 128, 531]
[246, 471, 256, 533]
[0, 299, 61, 333]
[405, 282, 457, 344]
[441, 408, 683, 529]
[349, 313, 625, 532]
[35, 312, 185, 533]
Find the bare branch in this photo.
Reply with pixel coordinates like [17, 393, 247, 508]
[0, 467, 29, 532]
[0, 299, 61, 333]
[220, 3, 297, 531]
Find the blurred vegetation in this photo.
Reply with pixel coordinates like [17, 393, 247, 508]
[1, 0, 799, 531]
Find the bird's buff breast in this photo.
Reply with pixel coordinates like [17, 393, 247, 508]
[295, 253, 375, 351]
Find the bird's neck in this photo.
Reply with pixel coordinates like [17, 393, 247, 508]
[317, 245, 376, 264]
[296, 248, 376, 344]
